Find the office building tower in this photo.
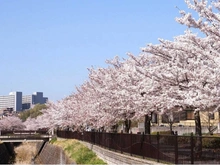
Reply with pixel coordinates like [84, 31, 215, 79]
[0, 92, 48, 112]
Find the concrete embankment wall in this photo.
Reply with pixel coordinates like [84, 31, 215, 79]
[81, 141, 165, 165]
[36, 142, 73, 164]
[0, 143, 14, 164]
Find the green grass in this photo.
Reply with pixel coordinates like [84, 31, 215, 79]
[51, 138, 106, 164]
[49, 136, 57, 144]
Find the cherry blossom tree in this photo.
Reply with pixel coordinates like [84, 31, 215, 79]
[23, 2, 220, 151]
[84, 65, 136, 133]
[174, 0, 220, 156]
[0, 116, 25, 130]
[136, 0, 220, 155]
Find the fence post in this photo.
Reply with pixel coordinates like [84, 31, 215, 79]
[175, 132, 178, 164]
[104, 131, 107, 148]
[98, 131, 100, 146]
[82, 131, 84, 141]
[103, 131, 105, 149]
[142, 132, 145, 159]
[191, 132, 194, 164]
[130, 131, 132, 156]
[109, 133, 111, 150]
[120, 130, 123, 154]
[157, 132, 160, 162]
[93, 131, 95, 144]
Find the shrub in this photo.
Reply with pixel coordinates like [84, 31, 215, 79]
[177, 136, 191, 144]
[19, 104, 47, 121]
[151, 131, 173, 135]
[202, 137, 220, 149]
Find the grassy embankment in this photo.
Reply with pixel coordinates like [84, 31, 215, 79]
[51, 138, 107, 164]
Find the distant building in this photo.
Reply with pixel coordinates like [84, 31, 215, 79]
[0, 92, 22, 112]
[0, 92, 48, 112]
[22, 92, 48, 110]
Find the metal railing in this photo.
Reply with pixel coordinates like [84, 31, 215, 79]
[57, 130, 220, 164]
[0, 130, 50, 142]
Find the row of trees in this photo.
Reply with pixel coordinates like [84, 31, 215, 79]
[23, 0, 220, 133]
[1, 0, 220, 156]
[1, 0, 218, 133]
[0, 104, 47, 130]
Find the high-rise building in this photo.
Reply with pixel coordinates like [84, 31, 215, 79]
[22, 92, 48, 110]
[0, 92, 48, 112]
[0, 92, 22, 112]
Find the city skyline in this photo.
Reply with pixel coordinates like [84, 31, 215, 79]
[0, 1, 190, 101]
[0, 91, 48, 111]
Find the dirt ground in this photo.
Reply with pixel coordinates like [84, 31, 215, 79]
[14, 142, 37, 164]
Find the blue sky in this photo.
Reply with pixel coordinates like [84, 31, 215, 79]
[0, 1, 190, 101]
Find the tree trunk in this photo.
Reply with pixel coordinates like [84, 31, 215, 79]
[207, 113, 213, 135]
[168, 112, 174, 134]
[194, 110, 202, 159]
[169, 123, 173, 134]
[144, 114, 151, 134]
[111, 124, 118, 133]
[99, 127, 105, 132]
[195, 111, 202, 136]
[124, 119, 131, 133]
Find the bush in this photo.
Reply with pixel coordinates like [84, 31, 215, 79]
[150, 131, 176, 145]
[202, 137, 220, 149]
[178, 136, 191, 144]
[151, 131, 173, 135]
[19, 104, 47, 121]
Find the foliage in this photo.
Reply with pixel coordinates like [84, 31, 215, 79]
[19, 104, 47, 122]
[202, 136, 220, 149]
[151, 131, 172, 135]
[52, 139, 106, 164]
[0, 116, 25, 130]
[177, 136, 191, 144]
